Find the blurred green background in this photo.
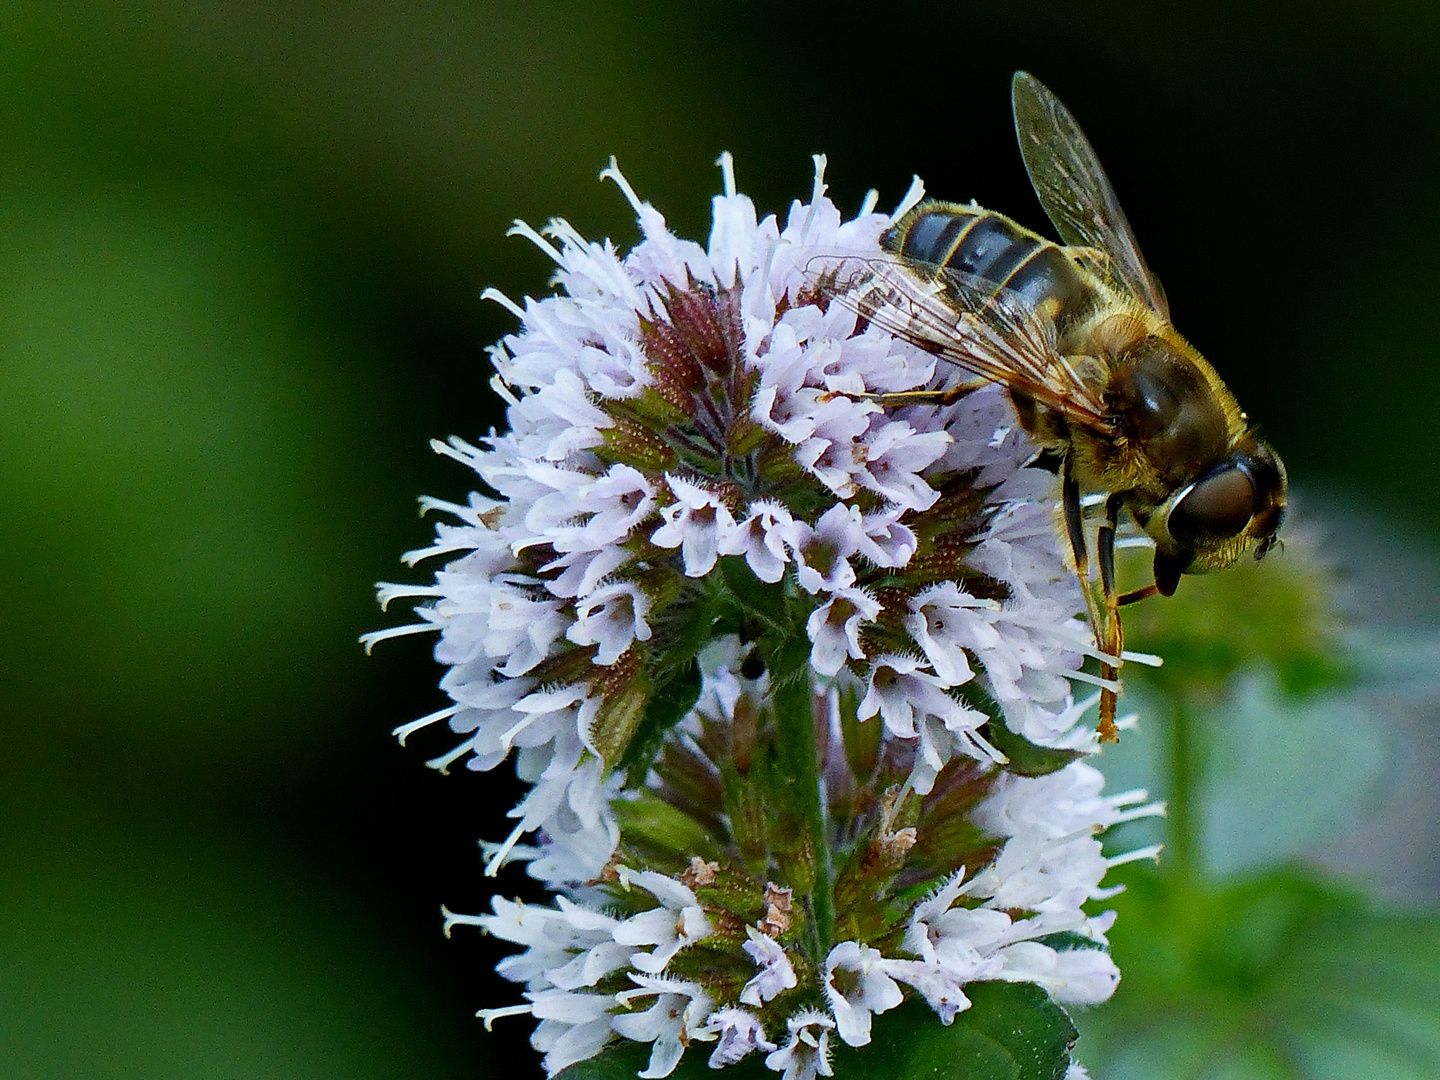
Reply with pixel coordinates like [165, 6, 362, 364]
[2, 2, 1437, 1077]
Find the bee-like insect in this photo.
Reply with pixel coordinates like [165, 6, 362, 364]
[826, 72, 1287, 740]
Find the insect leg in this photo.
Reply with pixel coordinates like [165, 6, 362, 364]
[1119, 583, 1159, 606]
[872, 376, 990, 408]
[1061, 460, 1118, 741]
[1061, 459, 1088, 578]
[1094, 493, 1127, 742]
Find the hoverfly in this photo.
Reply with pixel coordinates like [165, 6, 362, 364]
[824, 72, 1286, 740]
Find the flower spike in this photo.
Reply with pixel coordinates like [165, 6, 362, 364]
[369, 154, 1155, 1078]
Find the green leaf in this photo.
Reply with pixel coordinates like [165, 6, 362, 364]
[829, 990, 1077, 1080]
[836, 984, 1076, 1080]
[592, 667, 653, 768]
[716, 555, 793, 630]
[982, 716, 1086, 778]
[1076, 868, 1440, 1080]
[621, 657, 703, 786]
[558, 983, 1076, 1080]
[1034, 931, 1107, 953]
[926, 982, 1076, 1078]
[613, 789, 721, 870]
[557, 1040, 752, 1080]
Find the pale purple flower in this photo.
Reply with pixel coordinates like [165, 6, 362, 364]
[855, 507, 918, 568]
[823, 942, 905, 1047]
[651, 474, 738, 577]
[875, 958, 971, 1024]
[564, 463, 658, 549]
[858, 654, 985, 745]
[566, 580, 653, 665]
[806, 587, 881, 678]
[718, 500, 800, 584]
[543, 544, 631, 600]
[529, 990, 616, 1077]
[856, 420, 949, 511]
[765, 1009, 836, 1080]
[704, 1008, 779, 1067]
[906, 584, 995, 686]
[996, 941, 1121, 1005]
[740, 927, 799, 1007]
[614, 975, 716, 1079]
[613, 868, 715, 975]
[793, 504, 873, 594]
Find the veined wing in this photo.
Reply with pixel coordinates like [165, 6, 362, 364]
[817, 255, 1116, 434]
[1011, 71, 1171, 321]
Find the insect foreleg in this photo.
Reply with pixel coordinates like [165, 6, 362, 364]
[1061, 460, 1119, 741]
[1118, 583, 1160, 606]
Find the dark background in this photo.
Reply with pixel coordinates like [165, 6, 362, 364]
[2, 2, 1437, 1076]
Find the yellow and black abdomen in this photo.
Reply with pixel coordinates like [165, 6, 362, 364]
[881, 200, 1094, 329]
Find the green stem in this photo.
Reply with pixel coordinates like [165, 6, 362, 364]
[768, 631, 835, 958]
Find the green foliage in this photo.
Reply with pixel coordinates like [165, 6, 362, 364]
[558, 983, 1077, 1080]
[1081, 527, 1440, 1079]
[1078, 869, 1440, 1079]
[1116, 544, 1344, 698]
[0, 802, 487, 1080]
[1195, 675, 1392, 878]
[1098, 675, 1394, 879]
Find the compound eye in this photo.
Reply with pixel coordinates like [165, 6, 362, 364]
[1168, 465, 1256, 543]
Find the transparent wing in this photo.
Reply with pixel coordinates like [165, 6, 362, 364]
[1011, 71, 1170, 321]
[816, 255, 1116, 434]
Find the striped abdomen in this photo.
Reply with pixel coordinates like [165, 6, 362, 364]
[881, 200, 1094, 330]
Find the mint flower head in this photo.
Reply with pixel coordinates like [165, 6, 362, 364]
[368, 154, 1163, 1079]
